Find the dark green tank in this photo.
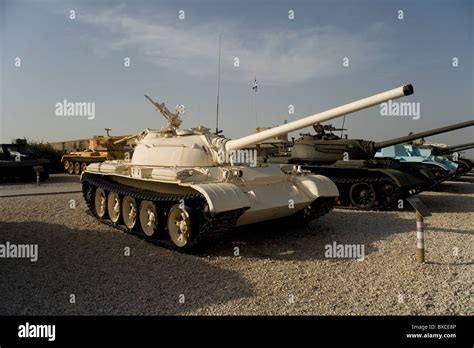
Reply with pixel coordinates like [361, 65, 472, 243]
[0, 139, 50, 182]
[268, 120, 474, 210]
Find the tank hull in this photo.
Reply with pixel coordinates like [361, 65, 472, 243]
[61, 152, 126, 175]
[268, 157, 437, 210]
[0, 143, 50, 182]
[0, 159, 49, 182]
[81, 162, 338, 251]
[375, 145, 458, 183]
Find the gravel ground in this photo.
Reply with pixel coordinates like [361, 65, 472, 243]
[0, 175, 472, 315]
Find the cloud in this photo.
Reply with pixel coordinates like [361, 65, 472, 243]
[76, 5, 386, 84]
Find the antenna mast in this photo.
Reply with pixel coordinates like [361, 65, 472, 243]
[215, 34, 222, 134]
[340, 115, 346, 138]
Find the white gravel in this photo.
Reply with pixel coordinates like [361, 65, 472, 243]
[0, 175, 472, 315]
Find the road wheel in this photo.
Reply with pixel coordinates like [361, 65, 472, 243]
[122, 196, 138, 230]
[63, 160, 70, 171]
[107, 191, 121, 224]
[167, 205, 194, 248]
[74, 162, 81, 175]
[349, 182, 376, 210]
[139, 200, 159, 237]
[94, 188, 107, 219]
[81, 162, 88, 172]
[68, 162, 75, 174]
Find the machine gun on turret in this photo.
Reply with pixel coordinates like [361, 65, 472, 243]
[144, 95, 183, 131]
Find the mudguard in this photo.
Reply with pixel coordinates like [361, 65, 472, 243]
[190, 183, 251, 213]
[295, 174, 339, 198]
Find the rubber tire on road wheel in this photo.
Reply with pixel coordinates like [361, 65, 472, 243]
[74, 162, 81, 175]
[94, 188, 108, 219]
[107, 191, 121, 224]
[167, 205, 200, 250]
[122, 196, 138, 230]
[139, 200, 159, 237]
[349, 182, 376, 210]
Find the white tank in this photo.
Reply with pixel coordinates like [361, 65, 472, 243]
[81, 84, 413, 251]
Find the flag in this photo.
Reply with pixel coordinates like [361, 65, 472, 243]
[252, 77, 257, 92]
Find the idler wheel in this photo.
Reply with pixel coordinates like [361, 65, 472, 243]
[349, 182, 376, 210]
[107, 192, 121, 224]
[122, 196, 138, 230]
[63, 160, 70, 170]
[94, 188, 108, 219]
[74, 162, 81, 175]
[167, 205, 193, 248]
[81, 162, 87, 173]
[139, 201, 159, 237]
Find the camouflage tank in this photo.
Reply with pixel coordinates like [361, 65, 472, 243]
[0, 139, 50, 181]
[81, 84, 412, 251]
[61, 129, 132, 175]
[424, 142, 474, 177]
[269, 118, 473, 210]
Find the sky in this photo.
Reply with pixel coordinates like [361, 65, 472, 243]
[1, 0, 473, 155]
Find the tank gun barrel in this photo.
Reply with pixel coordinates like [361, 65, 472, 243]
[373, 120, 474, 150]
[439, 142, 474, 153]
[431, 143, 474, 156]
[225, 84, 414, 152]
[114, 130, 148, 145]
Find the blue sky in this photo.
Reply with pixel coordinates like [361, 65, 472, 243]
[1, 0, 473, 152]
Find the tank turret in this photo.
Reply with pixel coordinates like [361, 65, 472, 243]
[81, 84, 413, 251]
[291, 120, 474, 163]
[131, 85, 414, 167]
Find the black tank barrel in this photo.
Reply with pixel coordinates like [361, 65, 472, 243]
[431, 143, 474, 156]
[374, 120, 474, 150]
[441, 142, 474, 152]
[430, 142, 474, 156]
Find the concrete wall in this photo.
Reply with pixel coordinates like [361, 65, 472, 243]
[48, 140, 89, 152]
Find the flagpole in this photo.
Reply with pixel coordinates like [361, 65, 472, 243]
[215, 34, 222, 134]
[253, 76, 258, 131]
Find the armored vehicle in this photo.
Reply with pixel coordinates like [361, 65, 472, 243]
[419, 142, 474, 177]
[0, 139, 50, 181]
[375, 144, 459, 181]
[61, 129, 131, 175]
[81, 84, 412, 251]
[375, 126, 474, 182]
[270, 120, 474, 210]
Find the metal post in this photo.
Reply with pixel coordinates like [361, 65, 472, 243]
[215, 34, 221, 135]
[36, 169, 40, 186]
[416, 211, 425, 263]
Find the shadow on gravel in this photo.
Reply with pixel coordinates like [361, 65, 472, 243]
[417, 194, 474, 213]
[204, 210, 415, 261]
[0, 221, 253, 315]
[426, 261, 473, 266]
[433, 181, 474, 194]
